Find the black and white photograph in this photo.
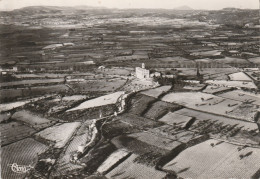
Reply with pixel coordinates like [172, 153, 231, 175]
[0, 0, 260, 178]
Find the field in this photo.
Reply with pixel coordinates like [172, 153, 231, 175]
[0, 122, 36, 146]
[161, 92, 251, 120]
[163, 139, 260, 179]
[0, 78, 64, 88]
[122, 78, 159, 92]
[1, 138, 48, 179]
[128, 131, 183, 151]
[106, 154, 167, 179]
[70, 78, 126, 92]
[140, 85, 171, 98]
[0, 84, 69, 102]
[117, 113, 162, 129]
[143, 101, 182, 120]
[203, 85, 231, 94]
[35, 122, 81, 148]
[0, 113, 11, 122]
[67, 91, 125, 112]
[0, 95, 52, 112]
[183, 84, 206, 91]
[218, 90, 260, 106]
[174, 108, 258, 130]
[53, 120, 92, 175]
[12, 110, 53, 130]
[127, 93, 156, 116]
[205, 80, 257, 89]
[158, 112, 193, 128]
[228, 72, 252, 81]
[97, 149, 131, 174]
[102, 120, 140, 139]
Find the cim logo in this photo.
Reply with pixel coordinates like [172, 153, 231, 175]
[8, 163, 34, 174]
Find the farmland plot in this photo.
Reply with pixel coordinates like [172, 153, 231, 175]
[175, 108, 258, 130]
[0, 84, 69, 102]
[53, 121, 92, 175]
[1, 122, 36, 146]
[218, 90, 260, 106]
[0, 95, 52, 112]
[127, 94, 156, 116]
[144, 101, 182, 120]
[205, 80, 257, 89]
[12, 110, 53, 130]
[158, 112, 193, 128]
[203, 85, 231, 94]
[35, 122, 81, 148]
[128, 131, 183, 151]
[228, 72, 252, 81]
[0, 113, 11, 123]
[140, 85, 171, 98]
[106, 154, 167, 179]
[1, 138, 48, 179]
[67, 91, 125, 112]
[161, 92, 247, 120]
[70, 79, 126, 92]
[163, 139, 260, 179]
[97, 149, 131, 174]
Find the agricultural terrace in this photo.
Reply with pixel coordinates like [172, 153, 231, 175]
[2, 138, 48, 179]
[122, 78, 159, 92]
[12, 110, 53, 130]
[158, 112, 193, 128]
[174, 108, 258, 130]
[140, 85, 171, 98]
[205, 80, 257, 89]
[0, 113, 11, 123]
[183, 84, 206, 91]
[35, 122, 81, 148]
[0, 85, 69, 102]
[53, 120, 92, 175]
[67, 91, 125, 112]
[0, 78, 64, 88]
[203, 85, 231, 94]
[218, 90, 260, 106]
[161, 92, 255, 120]
[70, 78, 126, 92]
[52, 95, 87, 102]
[106, 154, 167, 179]
[228, 72, 253, 82]
[1, 121, 36, 146]
[143, 101, 182, 120]
[97, 149, 131, 174]
[128, 131, 183, 151]
[127, 94, 156, 116]
[0, 95, 52, 112]
[163, 139, 260, 179]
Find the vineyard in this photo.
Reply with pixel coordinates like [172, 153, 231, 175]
[1, 138, 48, 179]
[1, 122, 36, 146]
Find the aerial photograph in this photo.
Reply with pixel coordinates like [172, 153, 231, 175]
[0, 0, 259, 178]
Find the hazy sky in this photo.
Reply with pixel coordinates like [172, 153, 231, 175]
[0, 0, 259, 11]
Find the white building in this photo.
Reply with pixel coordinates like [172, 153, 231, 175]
[136, 63, 150, 79]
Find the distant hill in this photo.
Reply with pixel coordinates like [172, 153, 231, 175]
[174, 5, 193, 11]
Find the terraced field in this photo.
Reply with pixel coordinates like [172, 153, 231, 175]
[1, 138, 48, 179]
[163, 139, 260, 179]
[1, 122, 36, 146]
[12, 110, 53, 130]
[52, 120, 92, 175]
[140, 85, 171, 98]
[127, 94, 156, 116]
[106, 154, 167, 179]
[35, 122, 81, 148]
[143, 101, 182, 120]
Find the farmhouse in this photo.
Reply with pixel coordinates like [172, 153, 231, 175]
[136, 63, 150, 79]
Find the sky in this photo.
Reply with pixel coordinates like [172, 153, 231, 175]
[0, 0, 259, 11]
